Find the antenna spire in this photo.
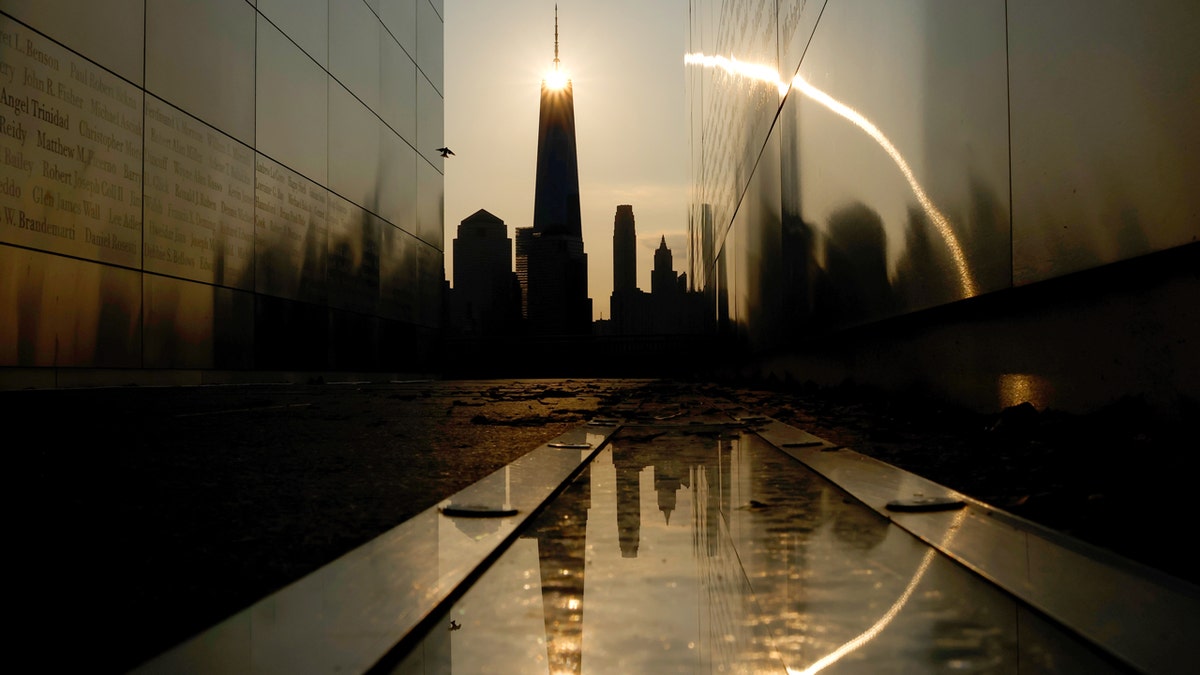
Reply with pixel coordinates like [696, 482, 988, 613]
[553, 5, 560, 71]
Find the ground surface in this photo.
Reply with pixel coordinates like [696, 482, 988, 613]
[9, 378, 1193, 673]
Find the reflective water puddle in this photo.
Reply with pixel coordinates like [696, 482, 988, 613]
[393, 428, 1126, 674]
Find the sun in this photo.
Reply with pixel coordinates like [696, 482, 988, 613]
[544, 69, 570, 90]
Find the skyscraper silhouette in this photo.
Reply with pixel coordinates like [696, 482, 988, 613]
[451, 209, 520, 334]
[652, 235, 678, 296]
[613, 205, 637, 294]
[527, 8, 591, 335]
[609, 204, 642, 334]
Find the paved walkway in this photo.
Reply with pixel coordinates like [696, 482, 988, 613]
[8, 379, 1194, 673]
[132, 396, 1199, 674]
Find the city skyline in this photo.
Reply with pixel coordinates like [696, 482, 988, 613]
[444, 0, 689, 320]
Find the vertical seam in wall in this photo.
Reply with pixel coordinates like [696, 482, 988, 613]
[1004, 0, 1014, 289]
[140, 0, 148, 369]
[327, 0, 332, 197]
[251, 5, 258, 325]
[776, 0, 782, 81]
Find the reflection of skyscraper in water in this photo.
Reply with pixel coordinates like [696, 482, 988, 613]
[610, 441, 698, 557]
[527, 9, 592, 334]
[613, 446, 643, 558]
[654, 456, 684, 525]
[528, 460, 590, 674]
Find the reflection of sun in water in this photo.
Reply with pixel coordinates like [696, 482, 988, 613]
[544, 69, 570, 90]
[684, 52, 978, 298]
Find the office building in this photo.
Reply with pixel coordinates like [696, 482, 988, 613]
[610, 220, 709, 336]
[1, 0, 445, 383]
[526, 10, 590, 335]
[612, 204, 636, 294]
[651, 236, 677, 297]
[450, 208, 519, 334]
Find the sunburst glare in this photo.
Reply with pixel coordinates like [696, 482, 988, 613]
[544, 69, 570, 90]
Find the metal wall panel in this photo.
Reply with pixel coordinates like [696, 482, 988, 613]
[329, 80, 383, 213]
[254, 152, 328, 303]
[326, 192, 381, 315]
[0, 0, 144, 85]
[416, 241, 441, 328]
[691, 0, 1198, 340]
[143, 95, 255, 289]
[146, 0, 255, 145]
[735, 126, 781, 348]
[330, 0, 381, 112]
[0, 15, 144, 268]
[690, 0, 780, 269]
[142, 272, 254, 369]
[1, 1, 442, 377]
[0, 245, 140, 367]
[777, 0, 825, 82]
[380, 0, 417, 61]
[381, 28, 418, 144]
[416, 0, 442, 94]
[255, 14, 328, 185]
[416, 153, 442, 248]
[380, 222, 417, 323]
[378, 126, 417, 235]
[416, 70, 443, 171]
[257, 0, 327, 67]
[778, 0, 1009, 329]
[1008, 0, 1200, 284]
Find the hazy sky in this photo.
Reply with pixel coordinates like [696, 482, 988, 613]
[444, 0, 690, 319]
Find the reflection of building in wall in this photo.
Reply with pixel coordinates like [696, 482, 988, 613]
[608, 206, 710, 336]
[449, 209, 520, 335]
[526, 11, 591, 335]
[0, 1, 445, 381]
[686, 1, 1200, 415]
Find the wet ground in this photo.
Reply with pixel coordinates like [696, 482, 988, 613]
[8, 378, 1193, 673]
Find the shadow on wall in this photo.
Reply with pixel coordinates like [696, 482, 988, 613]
[893, 175, 1010, 312]
[821, 202, 894, 327]
[776, 175, 1011, 342]
[776, 200, 895, 335]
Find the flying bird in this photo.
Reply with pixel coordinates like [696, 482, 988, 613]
[436, 147, 455, 158]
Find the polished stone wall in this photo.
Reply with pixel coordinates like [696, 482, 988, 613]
[687, 0, 1200, 412]
[0, 0, 443, 378]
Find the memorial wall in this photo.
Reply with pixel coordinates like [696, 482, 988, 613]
[1, 0, 444, 380]
[688, 0, 1200, 413]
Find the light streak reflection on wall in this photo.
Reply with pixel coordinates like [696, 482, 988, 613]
[684, 53, 978, 298]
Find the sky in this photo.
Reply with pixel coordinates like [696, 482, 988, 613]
[443, 0, 690, 320]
